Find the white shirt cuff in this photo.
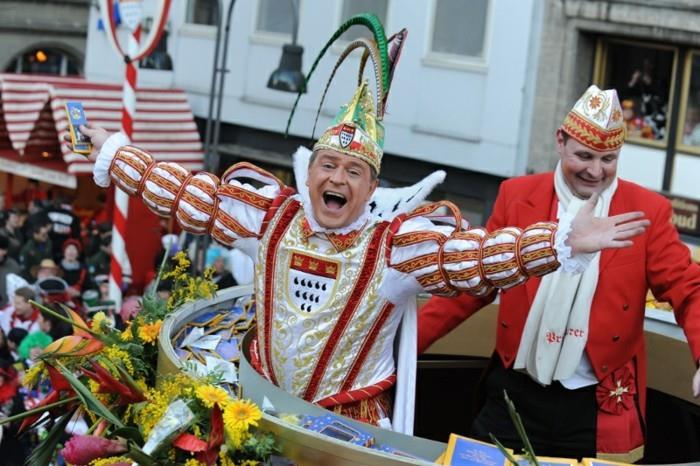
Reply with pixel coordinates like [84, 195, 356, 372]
[554, 210, 594, 274]
[93, 132, 131, 187]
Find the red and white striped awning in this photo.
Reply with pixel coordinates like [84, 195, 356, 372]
[0, 73, 204, 188]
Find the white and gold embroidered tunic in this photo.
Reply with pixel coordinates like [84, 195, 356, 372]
[93, 136, 568, 431]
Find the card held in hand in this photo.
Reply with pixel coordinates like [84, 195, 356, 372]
[65, 101, 92, 155]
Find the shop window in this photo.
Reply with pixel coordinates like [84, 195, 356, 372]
[5, 48, 80, 76]
[596, 39, 676, 146]
[678, 52, 700, 154]
[428, 0, 489, 61]
[185, 0, 218, 26]
[256, 0, 294, 37]
[339, 0, 389, 42]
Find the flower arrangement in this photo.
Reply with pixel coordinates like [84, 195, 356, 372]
[4, 252, 277, 466]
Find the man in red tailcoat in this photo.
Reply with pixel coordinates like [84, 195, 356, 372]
[418, 85, 700, 462]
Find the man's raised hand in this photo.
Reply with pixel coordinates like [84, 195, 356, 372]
[567, 192, 651, 255]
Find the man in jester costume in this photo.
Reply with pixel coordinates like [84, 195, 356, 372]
[77, 15, 648, 434]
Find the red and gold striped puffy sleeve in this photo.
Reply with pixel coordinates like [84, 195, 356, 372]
[93, 133, 283, 247]
[389, 201, 560, 298]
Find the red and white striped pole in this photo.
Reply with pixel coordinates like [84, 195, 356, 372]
[100, 0, 172, 306]
[108, 25, 141, 307]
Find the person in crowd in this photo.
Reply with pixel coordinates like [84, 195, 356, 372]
[206, 245, 237, 289]
[0, 208, 26, 261]
[417, 85, 700, 461]
[59, 238, 90, 298]
[18, 330, 52, 365]
[0, 329, 12, 362]
[92, 274, 110, 302]
[19, 218, 53, 281]
[85, 221, 111, 258]
[0, 234, 21, 308]
[73, 17, 649, 433]
[37, 304, 72, 342]
[0, 358, 30, 464]
[43, 195, 81, 261]
[0, 286, 40, 335]
[87, 231, 112, 278]
[35, 258, 60, 282]
[6, 328, 27, 363]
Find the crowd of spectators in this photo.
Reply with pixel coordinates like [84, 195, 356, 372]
[0, 192, 251, 460]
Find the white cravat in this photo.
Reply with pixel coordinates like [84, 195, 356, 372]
[514, 163, 618, 386]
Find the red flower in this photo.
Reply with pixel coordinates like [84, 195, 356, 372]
[173, 433, 208, 452]
[596, 365, 637, 415]
[61, 434, 127, 466]
[196, 404, 224, 465]
[81, 360, 145, 406]
[19, 364, 76, 433]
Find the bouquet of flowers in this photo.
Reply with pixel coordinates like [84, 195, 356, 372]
[4, 252, 277, 466]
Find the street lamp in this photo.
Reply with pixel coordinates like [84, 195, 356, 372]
[267, 0, 305, 93]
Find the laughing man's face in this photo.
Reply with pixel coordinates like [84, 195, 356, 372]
[307, 149, 378, 230]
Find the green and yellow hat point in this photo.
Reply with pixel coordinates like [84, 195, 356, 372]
[286, 13, 408, 176]
[313, 81, 384, 174]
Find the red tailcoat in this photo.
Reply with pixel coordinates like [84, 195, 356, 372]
[418, 172, 700, 460]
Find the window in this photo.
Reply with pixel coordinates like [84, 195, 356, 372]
[596, 39, 676, 146]
[186, 0, 218, 26]
[679, 52, 700, 153]
[339, 0, 389, 42]
[5, 48, 80, 76]
[256, 0, 295, 36]
[429, 0, 489, 60]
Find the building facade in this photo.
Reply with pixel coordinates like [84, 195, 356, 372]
[0, 0, 89, 76]
[530, 0, 700, 211]
[84, 0, 546, 224]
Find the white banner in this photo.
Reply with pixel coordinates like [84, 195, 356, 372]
[0, 158, 77, 188]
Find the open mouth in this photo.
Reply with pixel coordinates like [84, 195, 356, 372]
[323, 191, 347, 210]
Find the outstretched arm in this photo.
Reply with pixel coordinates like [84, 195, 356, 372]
[77, 126, 284, 248]
[390, 197, 649, 298]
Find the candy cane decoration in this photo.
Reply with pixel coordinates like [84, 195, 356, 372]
[99, 0, 172, 306]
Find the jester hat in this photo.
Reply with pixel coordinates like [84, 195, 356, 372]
[286, 13, 407, 175]
[561, 85, 626, 152]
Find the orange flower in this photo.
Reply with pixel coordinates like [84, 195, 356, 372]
[41, 334, 103, 358]
[40, 308, 104, 358]
[138, 320, 162, 344]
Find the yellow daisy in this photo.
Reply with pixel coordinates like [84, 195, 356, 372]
[138, 320, 162, 344]
[195, 384, 230, 409]
[223, 399, 262, 432]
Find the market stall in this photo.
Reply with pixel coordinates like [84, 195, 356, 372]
[0, 72, 205, 289]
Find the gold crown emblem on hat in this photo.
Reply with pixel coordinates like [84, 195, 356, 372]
[313, 82, 384, 174]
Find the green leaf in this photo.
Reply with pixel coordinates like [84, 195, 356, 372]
[113, 426, 144, 445]
[56, 362, 124, 428]
[503, 390, 539, 466]
[25, 408, 75, 466]
[0, 395, 78, 427]
[489, 433, 521, 466]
